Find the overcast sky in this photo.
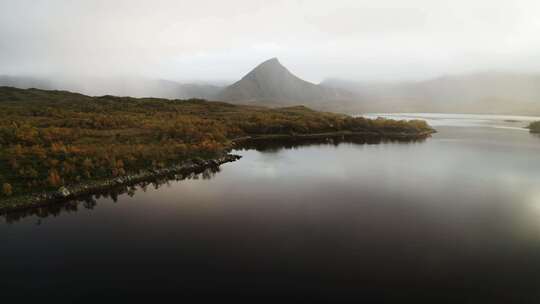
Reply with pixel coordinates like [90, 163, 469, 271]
[1, 0, 540, 83]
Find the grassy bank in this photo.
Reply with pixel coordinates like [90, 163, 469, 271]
[0, 86, 434, 209]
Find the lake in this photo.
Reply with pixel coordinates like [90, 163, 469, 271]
[3, 113, 540, 302]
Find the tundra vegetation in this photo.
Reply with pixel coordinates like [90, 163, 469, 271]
[0, 86, 433, 200]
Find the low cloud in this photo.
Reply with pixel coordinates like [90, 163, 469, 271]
[1, 0, 540, 82]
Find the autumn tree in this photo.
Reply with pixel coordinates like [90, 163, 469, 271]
[2, 183, 13, 196]
[47, 169, 62, 187]
[82, 158, 93, 178]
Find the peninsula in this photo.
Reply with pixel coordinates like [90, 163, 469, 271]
[0, 86, 434, 212]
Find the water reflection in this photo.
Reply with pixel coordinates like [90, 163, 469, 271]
[238, 134, 427, 153]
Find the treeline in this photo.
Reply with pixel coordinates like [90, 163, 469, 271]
[0, 86, 433, 197]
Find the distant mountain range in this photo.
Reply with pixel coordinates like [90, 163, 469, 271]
[322, 72, 540, 114]
[2, 59, 540, 115]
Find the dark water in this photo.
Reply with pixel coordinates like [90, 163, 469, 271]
[3, 114, 540, 302]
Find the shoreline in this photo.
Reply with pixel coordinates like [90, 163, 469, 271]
[0, 130, 434, 215]
[0, 154, 241, 215]
[232, 130, 435, 143]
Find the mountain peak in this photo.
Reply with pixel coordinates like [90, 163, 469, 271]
[217, 58, 350, 104]
[249, 57, 286, 75]
[260, 57, 280, 65]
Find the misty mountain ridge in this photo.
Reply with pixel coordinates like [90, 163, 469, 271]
[3, 59, 540, 115]
[0, 58, 352, 106]
[322, 71, 540, 114]
[0, 75, 221, 100]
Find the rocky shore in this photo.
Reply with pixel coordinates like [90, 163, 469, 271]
[0, 154, 241, 214]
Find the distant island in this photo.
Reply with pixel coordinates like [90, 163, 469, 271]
[528, 121, 540, 133]
[0, 86, 434, 212]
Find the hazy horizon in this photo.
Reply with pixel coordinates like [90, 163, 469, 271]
[2, 0, 540, 84]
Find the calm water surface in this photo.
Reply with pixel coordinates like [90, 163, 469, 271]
[3, 113, 540, 302]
